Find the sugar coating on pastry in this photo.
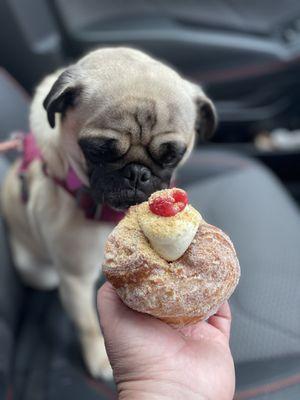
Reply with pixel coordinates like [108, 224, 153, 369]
[103, 188, 240, 328]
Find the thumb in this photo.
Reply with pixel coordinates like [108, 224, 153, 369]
[97, 282, 130, 334]
[97, 282, 152, 336]
[97, 281, 169, 342]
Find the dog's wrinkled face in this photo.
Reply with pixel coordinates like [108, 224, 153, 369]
[76, 98, 192, 209]
[43, 48, 217, 210]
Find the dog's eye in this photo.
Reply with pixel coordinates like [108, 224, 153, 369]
[155, 142, 186, 167]
[78, 137, 120, 163]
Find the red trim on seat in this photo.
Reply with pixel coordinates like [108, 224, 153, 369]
[234, 373, 300, 399]
[188, 154, 252, 168]
[5, 386, 13, 400]
[189, 55, 300, 84]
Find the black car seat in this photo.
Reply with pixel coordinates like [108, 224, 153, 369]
[0, 69, 300, 400]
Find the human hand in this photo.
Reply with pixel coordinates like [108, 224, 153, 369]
[97, 282, 235, 400]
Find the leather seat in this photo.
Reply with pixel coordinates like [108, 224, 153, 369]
[1, 68, 300, 399]
[178, 153, 300, 399]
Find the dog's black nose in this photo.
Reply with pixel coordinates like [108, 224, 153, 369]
[122, 163, 151, 189]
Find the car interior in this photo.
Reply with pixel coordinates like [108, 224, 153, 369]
[0, 1, 300, 399]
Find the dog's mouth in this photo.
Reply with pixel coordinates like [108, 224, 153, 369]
[91, 185, 170, 211]
[101, 189, 150, 211]
[88, 162, 172, 210]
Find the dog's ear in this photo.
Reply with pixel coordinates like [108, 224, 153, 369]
[194, 97, 217, 139]
[188, 82, 218, 139]
[43, 68, 81, 129]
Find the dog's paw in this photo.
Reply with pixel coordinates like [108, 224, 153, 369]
[81, 334, 113, 380]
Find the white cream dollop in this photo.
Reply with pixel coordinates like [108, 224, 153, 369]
[137, 202, 202, 261]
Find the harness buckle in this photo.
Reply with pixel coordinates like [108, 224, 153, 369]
[75, 187, 103, 220]
[19, 171, 29, 203]
[75, 186, 89, 207]
[94, 205, 102, 220]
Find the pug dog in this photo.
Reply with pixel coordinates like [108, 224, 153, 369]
[1, 47, 216, 379]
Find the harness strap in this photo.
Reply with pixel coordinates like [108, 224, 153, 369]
[17, 133, 124, 223]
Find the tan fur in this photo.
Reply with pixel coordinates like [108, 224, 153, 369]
[1, 47, 215, 378]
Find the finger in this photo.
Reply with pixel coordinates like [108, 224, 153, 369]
[97, 282, 158, 334]
[97, 282, 131, 332]
[97, 282, 175, 340]
[207, 302, 232, 340]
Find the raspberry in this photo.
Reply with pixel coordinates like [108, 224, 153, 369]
[173, 189, 188, 205]
[149, 188, 188, 217]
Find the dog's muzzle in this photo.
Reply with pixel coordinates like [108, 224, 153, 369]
[89, 162, 170, 210]
[121, 163, 152, 192]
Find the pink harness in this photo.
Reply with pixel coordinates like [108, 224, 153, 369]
[18, 133, 124, 223]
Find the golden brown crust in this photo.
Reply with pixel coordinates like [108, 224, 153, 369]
[103, 206, 240, 328]
[158, 314, 204, 326]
